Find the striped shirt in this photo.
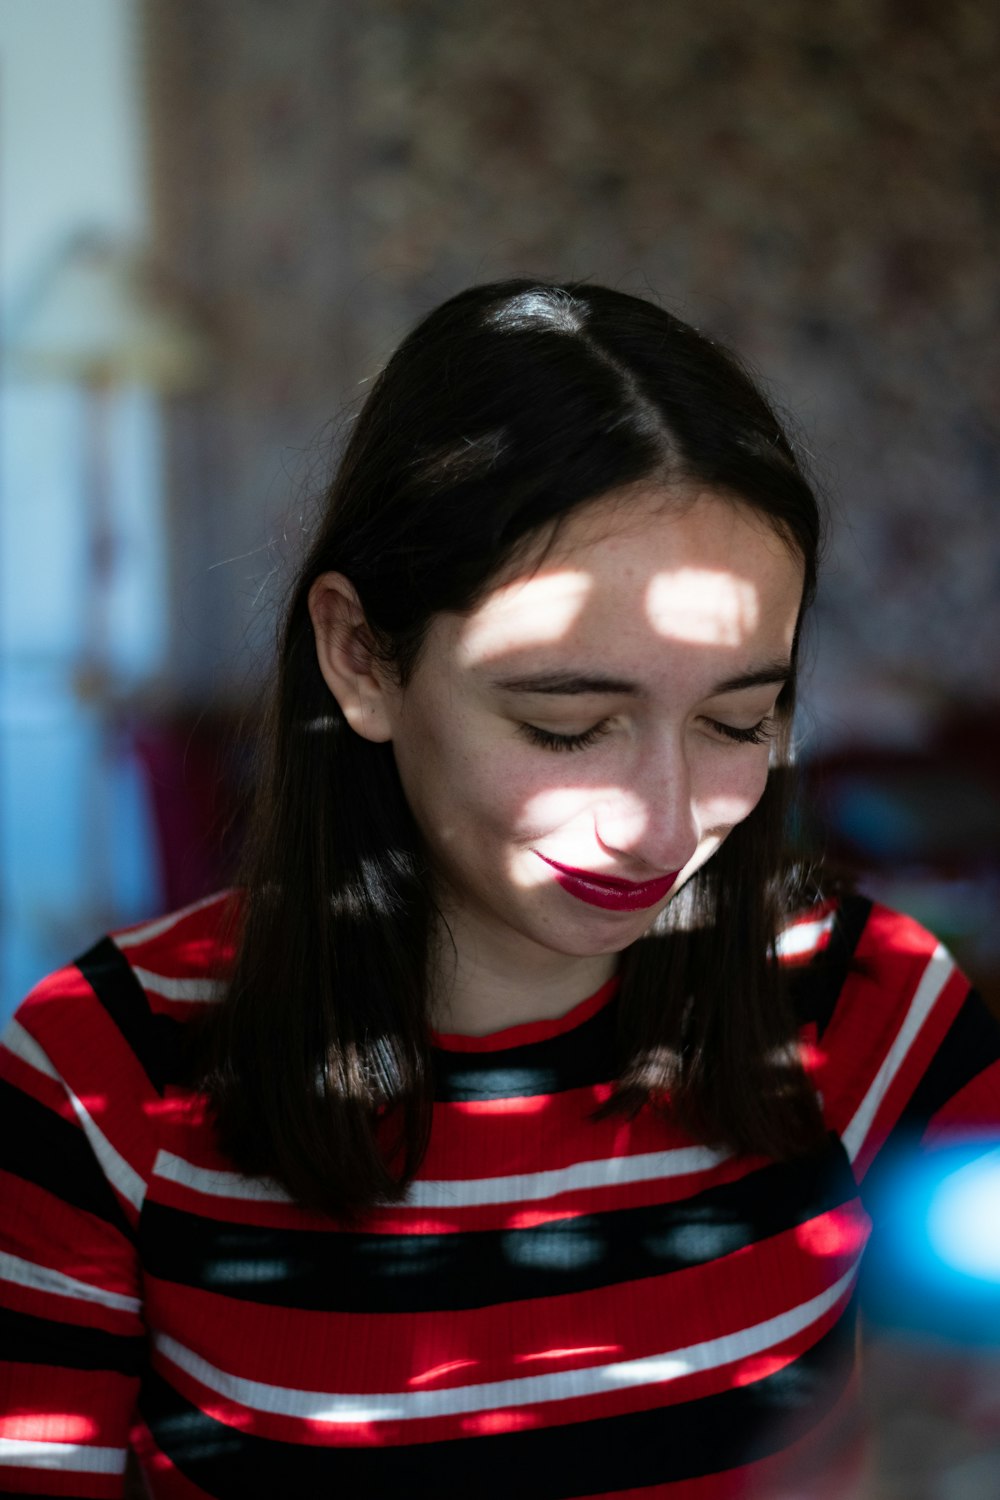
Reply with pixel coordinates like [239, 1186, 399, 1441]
[1, 893, 998, 1497]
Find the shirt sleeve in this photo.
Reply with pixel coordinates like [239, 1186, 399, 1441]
[0, 960, 152, 1498]
[814, 898, 1000, 1181]
[814, 898, 1000, 1340]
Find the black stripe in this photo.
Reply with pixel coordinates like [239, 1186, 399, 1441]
[0, 1304, 146, 1376]
[140, 1134, 859, 1312]
[892, 986, 1000, 1135]
[440, 895, 875, 1102]
[140, 1303, 855, 1498]
[0, 1078, 133, 1239]
[858, 986, 1000, 1226]
[432, 994, 619, 1101]
[788, 894, 872, 1038]
[75, 937, 187, 1097]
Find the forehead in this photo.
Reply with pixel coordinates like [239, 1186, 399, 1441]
[452, 487, 804, 670]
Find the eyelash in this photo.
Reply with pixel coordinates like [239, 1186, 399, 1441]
[712, 716, 778, 746]
[517, 716, 778, 752]
[518, 721, 613, 752]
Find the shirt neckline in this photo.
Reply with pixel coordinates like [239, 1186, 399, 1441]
[431, 975, 620, 1053]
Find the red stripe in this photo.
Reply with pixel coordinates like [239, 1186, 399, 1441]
[0, 1364, 134, 1495]
[0, 1043, 76, 1122]
[0, 1279, 136, 1343]
[165, 1084, 710, 1168]
[0, 1284, 135, 1352]
[0, 1172, 137, 1318]
[923, 1058, 1000, 1143]
[11, 989, 156, 1193]
[407, 1085, 703, 1177]
[158, 1079, 708, 1179]
[0, 1363, 135, 1433]
[129, 1418, 215, 1500]
[144, 1202, 864, 1397]
[851, 966, 969, 1180]
[150, 1287, 851, 1451]
[112, 893, 237, 974]
[0, 1469, 122, 1498]
[150, 1097, 757, 1235]
[816, 905, 948, 1134]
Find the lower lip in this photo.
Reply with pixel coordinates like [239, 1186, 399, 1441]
[535, 855, 680, 912]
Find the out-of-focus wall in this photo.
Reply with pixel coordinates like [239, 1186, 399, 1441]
[1, 0, 165, 1016]
[3, 0, 996, 1010]
[145, 0, 999, 738]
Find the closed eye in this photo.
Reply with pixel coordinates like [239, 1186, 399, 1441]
[517, 720, 613, 752]
[518, 715, 779, 752]
[705, 715, 778, 746]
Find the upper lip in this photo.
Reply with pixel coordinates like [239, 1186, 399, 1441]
[535, 853, 678, 891]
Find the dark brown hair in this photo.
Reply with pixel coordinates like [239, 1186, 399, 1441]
[201, 281, 827, 1217]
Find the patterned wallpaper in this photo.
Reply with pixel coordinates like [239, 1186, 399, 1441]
[145, 0, 1000, 737]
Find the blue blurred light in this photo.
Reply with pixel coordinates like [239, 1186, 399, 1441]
[860, 1144, 1000, 1344]
[925, 1147, 1000, 1283]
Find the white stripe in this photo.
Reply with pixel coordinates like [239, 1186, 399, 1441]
[776, 911, 835, 960]
[113, 891, 227, 949]
[0, 1436, 126, 1474]
[152, 1141, 728, 1209]
[404, 1144, 729, 1208]
[842, 943, 955, 1163]
[0, 1249, 140, 1314]
[2, 1020, 146, 1212]
[153, 1149, 291, 1202]
[130, 967, 224, 1003]
[155, 1263, 858, 1424]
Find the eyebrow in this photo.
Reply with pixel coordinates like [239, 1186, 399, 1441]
[489, 661, 792, 697]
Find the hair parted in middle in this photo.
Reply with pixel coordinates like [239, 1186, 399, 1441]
[201, 280, 828, 1219]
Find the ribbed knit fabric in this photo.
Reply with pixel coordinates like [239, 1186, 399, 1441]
[1, 893, 998, 1497]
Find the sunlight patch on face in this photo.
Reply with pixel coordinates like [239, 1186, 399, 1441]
[509, 786, 651, 887]
[698, 788, 764, 826]
[645, 567, 760, 645]
[458, 570, 592, 665]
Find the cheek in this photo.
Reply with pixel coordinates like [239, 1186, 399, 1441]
[517, 782, 633, 834]
[391, 721, 466, 844]
[696, 751, 772, 829]
[394, 718, 531, 849]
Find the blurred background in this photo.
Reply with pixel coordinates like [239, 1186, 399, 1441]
[3, 0, 999, 1021]
[1, 6, 999, 983]
[0, 2, 998, 1489]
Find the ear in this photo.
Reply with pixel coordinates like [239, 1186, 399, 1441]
[307, 573, 396, 743]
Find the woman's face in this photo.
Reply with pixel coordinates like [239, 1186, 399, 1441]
[348, 487, 804, 994]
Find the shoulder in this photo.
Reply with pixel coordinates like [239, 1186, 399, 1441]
[780, 891, 960, 1018]
[781, 891, 970, 1065]
[107, 887, 239, 1008]
[1, 891, 237, 1201]
[9, 889, 237, 1051]
[783, 893, 999, 1174]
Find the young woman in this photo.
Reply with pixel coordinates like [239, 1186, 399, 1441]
[2, 281, 998, 1498]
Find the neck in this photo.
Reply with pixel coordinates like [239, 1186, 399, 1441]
[427, 911, 618, 1038]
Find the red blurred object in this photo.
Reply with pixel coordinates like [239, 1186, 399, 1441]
[128, 710, 251, 909]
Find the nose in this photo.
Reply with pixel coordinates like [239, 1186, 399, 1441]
[593, 744, 701, 876]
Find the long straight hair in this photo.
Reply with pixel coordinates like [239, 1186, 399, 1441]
[201, 281, 827, 1218]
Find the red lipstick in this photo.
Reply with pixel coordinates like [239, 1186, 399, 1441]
[534, 854, 680, 911]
